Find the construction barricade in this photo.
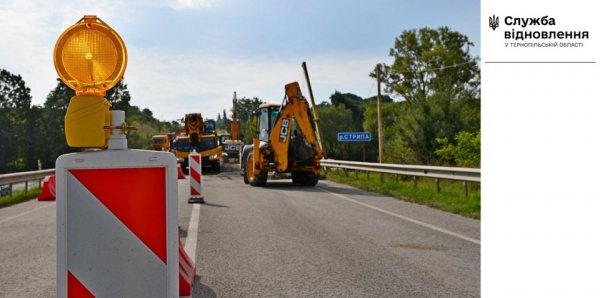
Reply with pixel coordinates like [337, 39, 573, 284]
[188, 151, 204, 203]
[56, 149, 179, 297]
[178, 163, 186, 179]
[38, 175, 56, 201]
[179, 237, 196, 296]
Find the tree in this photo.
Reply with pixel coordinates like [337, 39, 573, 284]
[42, 78, 77, 169]
[435, 130, 480, 167]
[235, 97, 264, 142]
[0, 69, 33, 173]
[371, 26, 479, 102]
[105, 77, 131, 112]
[317, 104, 354, 159]
[370, 27, 480, 164]
[222, 109, 231, 132]
[241, 116, 258, 144]
[363, 100, 402, 141]
[234, 97, 264, 123]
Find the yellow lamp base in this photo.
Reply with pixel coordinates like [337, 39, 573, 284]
[65, 96, 112, 148]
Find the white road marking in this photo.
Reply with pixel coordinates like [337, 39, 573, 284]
[184, 203, 201, 264]
[317, 186, 480, 245]
[0, 202, 55, 225]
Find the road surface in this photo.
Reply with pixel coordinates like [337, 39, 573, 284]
[0, 163, 480, 297]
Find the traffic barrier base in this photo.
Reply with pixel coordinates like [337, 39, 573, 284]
[178, 164, 186, 179]
[37, 175, 56, 201]
[179, 237, 196, 296]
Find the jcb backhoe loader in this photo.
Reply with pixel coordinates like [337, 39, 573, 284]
[222, 92, 245, 163]
[241, 82, 323, 186]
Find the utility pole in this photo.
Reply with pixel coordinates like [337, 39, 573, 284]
[377, 66, 383, 163]
[302, 62, 327, 158]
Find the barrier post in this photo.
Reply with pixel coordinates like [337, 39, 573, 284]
[188, 151, 204, 204]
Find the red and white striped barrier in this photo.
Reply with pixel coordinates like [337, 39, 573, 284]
[177, 163, 186, 179]
[55, 150, 179, 297]
[188, 151, 204, 204]
[38, 175, 56, 201]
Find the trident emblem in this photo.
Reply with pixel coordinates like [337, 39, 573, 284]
[489, 15, 499, 31]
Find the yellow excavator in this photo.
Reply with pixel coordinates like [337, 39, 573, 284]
[221, 92, 245, 163]
[174, 113, 222, 173]
[241, 82, 323, 186]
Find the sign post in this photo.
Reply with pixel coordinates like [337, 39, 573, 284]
[338, 132, 371, 162]
[337, 132, 371, 142]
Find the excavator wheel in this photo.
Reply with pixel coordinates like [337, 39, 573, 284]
[244, 152, 267, 187]
[301, 174, 319, 186]
[292, 171, 319, 186]
[212, 160, 221, 173]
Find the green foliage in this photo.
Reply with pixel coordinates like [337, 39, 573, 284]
[241, 116, 258, 143]
[234, 97, 264, 123]
[105, 78, 132, 112]
[0, 187, 42, 209]
[317, 104, 354, 159]
[0, 72, 182, 173]
[1, 68, 38, 173]
[327, 171, 480, 219]
[435, 130, 480, 167]
[372, 26, 480, 102]
[365, 26, 480, 165]
[235, 97, 264, 142]
[362, 100, 402, 141]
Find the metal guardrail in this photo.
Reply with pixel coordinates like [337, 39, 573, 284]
[0, 169, 55, 197]
[320, 159, 480, 196]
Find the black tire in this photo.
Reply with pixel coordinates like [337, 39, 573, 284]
[245, 152, 267, 187]
[301, 174, 319, 186]
[291, 171, 306, 184]
[212, 160, 221, 173]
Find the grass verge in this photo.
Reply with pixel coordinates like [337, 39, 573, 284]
[326, 170, 480, 219]
[0, 187, 43, 209]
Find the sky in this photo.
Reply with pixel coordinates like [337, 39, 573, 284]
[0, 0, 480, 122]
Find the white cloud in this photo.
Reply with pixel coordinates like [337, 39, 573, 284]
[0, 0, 389, 123]
[124, 47, 384, 121]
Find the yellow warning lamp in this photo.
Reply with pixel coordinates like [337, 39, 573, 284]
[53, 15, 128, 148]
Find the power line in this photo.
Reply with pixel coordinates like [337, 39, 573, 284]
[386, 61, 475, 74]
[366, 79, 376, 98]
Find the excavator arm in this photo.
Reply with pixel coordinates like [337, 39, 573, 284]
[269, 82, 324, 172]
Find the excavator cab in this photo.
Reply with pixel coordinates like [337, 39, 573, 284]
[257, 104, 281, 142]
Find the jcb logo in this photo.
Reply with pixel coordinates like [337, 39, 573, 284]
[225, 145, 240, 151]
[279, 119, 289, 143]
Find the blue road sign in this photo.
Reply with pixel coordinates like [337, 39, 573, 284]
[337, 132, 371, 142]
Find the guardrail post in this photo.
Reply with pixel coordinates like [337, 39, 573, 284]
[39, 178, 42, 188]
[413, 176, 418, 188]
[9, 183, 13, 197]
[395, 174, 398, 183]
[463, 181, 468, 197]
[380, 173, 383, 183]
[367, 171, 370, 180]
[435, 178, 440, 193]
[25, 181, 28, 193]
[343, 169, 348, 177]
[354, 170, 358, 179]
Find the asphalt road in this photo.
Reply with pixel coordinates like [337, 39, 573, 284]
[0, 162, 480, 297]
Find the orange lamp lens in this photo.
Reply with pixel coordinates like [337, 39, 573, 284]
[54, 16, 127, 96]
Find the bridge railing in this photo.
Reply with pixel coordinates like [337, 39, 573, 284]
[0, 169, 55, 197]
[320, 159, 480, 196]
